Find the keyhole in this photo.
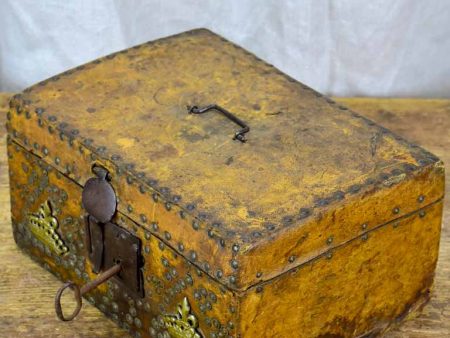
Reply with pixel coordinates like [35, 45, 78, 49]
[113, 258, 123, 279]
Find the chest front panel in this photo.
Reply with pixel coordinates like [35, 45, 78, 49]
[7, 139, 238, 338]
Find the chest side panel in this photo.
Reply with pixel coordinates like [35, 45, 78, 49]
[239, 199, 443, 337]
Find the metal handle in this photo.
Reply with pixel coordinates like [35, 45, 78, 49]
[187, 104, 250, 142]
[54, 263, 121, 321]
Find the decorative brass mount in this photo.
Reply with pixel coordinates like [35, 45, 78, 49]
[163, 297, 202, 338]
[28, 200, 68, 256]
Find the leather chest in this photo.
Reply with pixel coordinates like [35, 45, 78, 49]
[6, 29, 445, 337]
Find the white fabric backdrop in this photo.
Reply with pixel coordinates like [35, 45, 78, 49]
[1, 0, 449, 97]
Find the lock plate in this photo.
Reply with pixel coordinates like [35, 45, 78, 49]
[103, 222, 144, 298]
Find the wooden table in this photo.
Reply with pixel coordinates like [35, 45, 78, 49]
[0, 94, 448, 337]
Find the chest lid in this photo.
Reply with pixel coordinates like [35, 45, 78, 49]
[8, 29, 444, 291]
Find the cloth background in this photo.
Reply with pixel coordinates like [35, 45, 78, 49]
[1, 0, 449, 97]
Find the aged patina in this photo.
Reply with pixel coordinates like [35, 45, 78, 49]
[6, 29, 445, 337]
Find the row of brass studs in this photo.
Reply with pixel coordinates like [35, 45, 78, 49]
[253, 201, 431, 295]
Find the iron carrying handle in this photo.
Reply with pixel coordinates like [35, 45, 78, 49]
[187, 104, 250, 142]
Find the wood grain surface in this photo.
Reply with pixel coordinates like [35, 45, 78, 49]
[0, 94, 448, 337]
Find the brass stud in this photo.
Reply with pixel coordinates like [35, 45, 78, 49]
[326, 235, 333, 245]
[362, 233, 369, 241]
[393, 207, 400, 214]
[185, 275, 193, 285]
[265, 223, 276, 231]
[348, 184, 361, 194]
[288, 255, 296, 263]
[192, 220, 199, 230]
[418, 195, 425, 203]
[230, 259, 238, 269]
[252, 231, 262, 238]
[194, 290, 201, 300]
[419, 210, 426, 218]
[134, 318, 142, 328]
[125, 313, 133, 324]
[189, 250, 197, 261]
[326, 251, 333, 259]
[158, 241, 165, 250]
[299, 208, 311, 219]
[232, 243, 240, 253]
